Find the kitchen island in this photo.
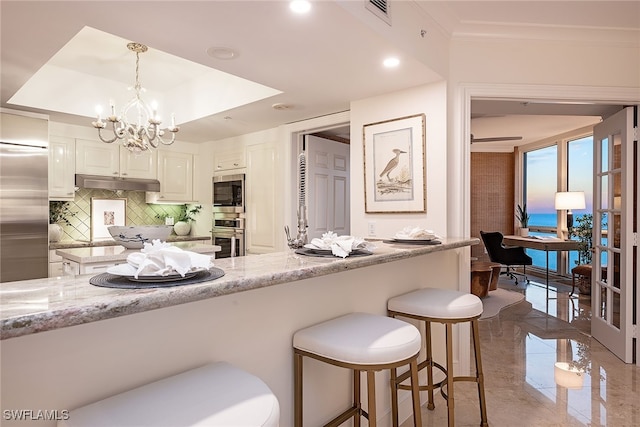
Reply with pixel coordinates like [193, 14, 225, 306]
[1, 238, 477, 426]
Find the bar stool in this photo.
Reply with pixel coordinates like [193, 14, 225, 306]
[293, 312, 422, 427]
[388, 288, 488, 427]
[58, 362, 280, 427]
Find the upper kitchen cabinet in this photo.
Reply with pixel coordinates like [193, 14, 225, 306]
[48, 135, 75, 200]
[147, 150, 194, 203]
[214, 147, 246, 172]
[75, 139, 157, 179]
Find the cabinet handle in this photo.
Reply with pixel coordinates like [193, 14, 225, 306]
[113, 171, 118, 175]
[67, 192, 73, 196]
[121, 172, 128, 176]
[233, 163, 238, 166]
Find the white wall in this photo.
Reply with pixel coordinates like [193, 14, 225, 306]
[350, 81, 449, 239]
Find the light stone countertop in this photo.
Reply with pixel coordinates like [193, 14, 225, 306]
[1, 237, 478, 340]
[55, 242, 221, 264]
[49, 235, 212, 250]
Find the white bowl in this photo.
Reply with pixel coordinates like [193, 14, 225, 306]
[108, 225, 173, 249]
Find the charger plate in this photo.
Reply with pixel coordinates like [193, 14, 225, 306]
[90, 267, 225, 289]
[295, 248, 373, 258]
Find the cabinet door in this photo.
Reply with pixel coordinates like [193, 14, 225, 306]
[157, 150, 193, 202]
[245, 143, 280, 253]
[76, 139, 119, 176]
[214, 149, 246, 171]
[120, 148, 157, 179]
[49, 136, 76, 200]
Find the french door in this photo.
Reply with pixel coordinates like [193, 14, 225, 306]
[591, 106, 638, 364]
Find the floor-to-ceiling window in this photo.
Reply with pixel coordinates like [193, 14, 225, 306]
[524, 145, 559, 270]
[522, 132, 594, 275]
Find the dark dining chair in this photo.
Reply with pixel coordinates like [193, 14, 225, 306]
[480, 231, 532, 283]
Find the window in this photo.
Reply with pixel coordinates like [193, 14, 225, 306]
[521, 133, 594, 274]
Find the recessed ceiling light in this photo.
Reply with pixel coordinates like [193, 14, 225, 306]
[383, 57, 400, 68]
[206, 46, 239, 60]
[290, 0, 311, 14]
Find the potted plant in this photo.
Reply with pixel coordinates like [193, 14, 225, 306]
[516, 204, 530, 237]
[173, 204, 202, 236]
[572, 214, 595, 265]
[49, 201, 76, 242]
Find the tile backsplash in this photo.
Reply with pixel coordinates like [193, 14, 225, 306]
[52, 189, 184, 241]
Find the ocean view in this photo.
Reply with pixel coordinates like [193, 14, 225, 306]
[523, 212, 588, 272]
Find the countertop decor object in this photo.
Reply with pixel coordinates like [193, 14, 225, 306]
[107, 225, 172, 248]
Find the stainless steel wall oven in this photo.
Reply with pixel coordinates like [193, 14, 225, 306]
[212, 173, 245, 258]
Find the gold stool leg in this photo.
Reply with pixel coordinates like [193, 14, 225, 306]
[445, 323, 455, 427]
[472, 319, 488, 427]
[354, 369, 361, 427]
[409, 358, 423, 427]
[367, 370, 377, 427]
[391, 366, 399, 427]
[424, 320, 436, 410]
[294, 352, 303, 427]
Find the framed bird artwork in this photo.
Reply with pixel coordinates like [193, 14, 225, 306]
[363, 114, 426, 213]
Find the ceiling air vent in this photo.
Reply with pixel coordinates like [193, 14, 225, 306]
[366, 0, 391, 25]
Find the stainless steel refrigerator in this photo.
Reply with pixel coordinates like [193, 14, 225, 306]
[0, 113, 49, 282]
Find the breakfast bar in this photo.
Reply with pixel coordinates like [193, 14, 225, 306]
[1, 238, 477, 426]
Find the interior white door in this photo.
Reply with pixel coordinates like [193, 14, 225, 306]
[306, 135, 350, 240]
[591, 106, 638, 364]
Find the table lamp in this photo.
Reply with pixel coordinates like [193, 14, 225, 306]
[555, 191, 586, 231]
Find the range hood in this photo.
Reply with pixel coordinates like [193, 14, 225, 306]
[75, 174, 160, 192]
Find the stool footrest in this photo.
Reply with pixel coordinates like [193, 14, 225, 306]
[324, 406, 367, 427]
[396, 359, 447, 392]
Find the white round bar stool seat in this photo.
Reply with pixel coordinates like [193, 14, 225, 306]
[293, 312, 422, 427]
[388, 288, 488, 427]
[58, 362, 280, 427]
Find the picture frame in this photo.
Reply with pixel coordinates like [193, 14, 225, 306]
[91, 198, 126, 241]
[363, 114, 426, 213]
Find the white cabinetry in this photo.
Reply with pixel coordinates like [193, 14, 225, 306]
[76, 139, 157, 179]
[214, 148, 246, 172]
[245, 142, 280, 254]
[147, 150, 194, 203]
[49, 250, 64, 277]
[49, 136, 76, 200]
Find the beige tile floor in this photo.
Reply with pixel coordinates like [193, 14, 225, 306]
[402, 274, 640, 427]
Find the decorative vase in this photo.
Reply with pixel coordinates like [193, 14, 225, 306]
[49, 223, 63, 242]
[173, 221, 191, 236]
[520, 228, 529, 237]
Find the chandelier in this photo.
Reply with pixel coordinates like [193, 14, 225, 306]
[91, 42, 179, 153]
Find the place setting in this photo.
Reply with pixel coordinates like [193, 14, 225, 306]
[90, 240, 224, 289]
[384, 226, 442, 245]
[295, 231, 376, 258]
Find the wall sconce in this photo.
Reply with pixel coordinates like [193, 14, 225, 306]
[555, 191, 586, 231]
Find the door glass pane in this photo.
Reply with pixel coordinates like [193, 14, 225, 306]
[600, 176, 609, 209]
[600, 137, 609, 172]
[612, 214, 621, 249]
[612, 291, 621, 329]
[613, 136, 622, 169]
[613, 252, 621, 290]
[600, 212, 609, 247]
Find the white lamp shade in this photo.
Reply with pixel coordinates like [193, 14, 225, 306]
[554, 362, 584, 389]
[555, 191, 586, 210]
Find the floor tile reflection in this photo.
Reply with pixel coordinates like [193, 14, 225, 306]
[402, 275, 640, 426]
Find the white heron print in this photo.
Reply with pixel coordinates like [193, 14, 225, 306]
[373, 127, 413, 201]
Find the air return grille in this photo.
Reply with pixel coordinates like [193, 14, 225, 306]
[366, 0, 391, 25]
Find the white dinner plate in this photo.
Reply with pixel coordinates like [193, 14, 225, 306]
[392, 237, 436, 243]
[106, 264, 204, 282]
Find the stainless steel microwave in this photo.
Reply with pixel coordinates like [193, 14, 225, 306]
[213, 173, 245, 213]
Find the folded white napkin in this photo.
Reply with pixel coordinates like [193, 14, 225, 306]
[305, 231, 374, 258]
[126, 240, 213, 278]
[394, 226, 440, 240]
